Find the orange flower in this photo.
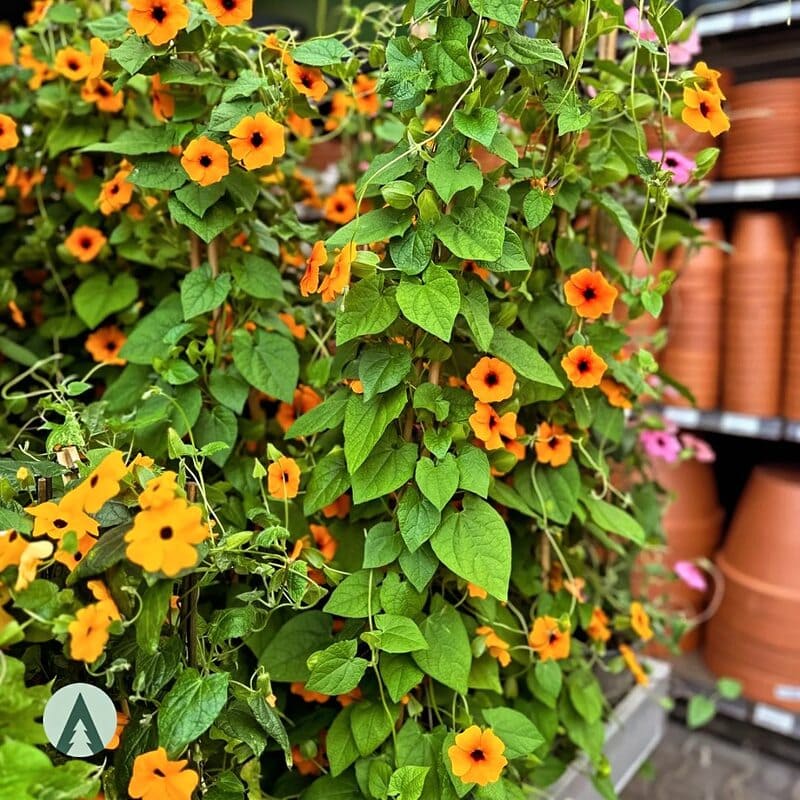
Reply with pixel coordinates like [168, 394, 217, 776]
[181, 136, 230, 186]
[0, 26, 14, 66]
[0, 530, 28, 571]
[310, 524, 337, 561]
[500, 423, 526, 463]
[54, 533, 96, 571]
[278, 312, 307, 339]
[529, 616, 571, 662]
[290, 682, 330, 703]
[65, 226, 107, 263]
[6, 165, 44, 198]
[106, 710, 129, 749]
[287, 61, 327, 101]
[286, 110, 314, 139]
[693, 61, 726, 99]
[681, 87, 730, 137]
[128, 0, 190, 47]
[276, 385, 322, 432]
[7, 300, 25, 328]
[319, 243, 356, 302]
[324, 92, 352, 131]
[466, 357, 516, 403]
[292, 744, 326, 776]
[98, 165, 134, 215]
[462, 260, 490, 281]
[25, 0, 51, 25]
[347, 379, 364, 394]
[203, 0, 252, 26]
[267, 456, 301, 499]
[469, 402, 517, 451]
[68, 603, 114, 663]
[448, 726, 508, 787]
[630, 601, 653, 641]
[55, 47, 91, 81]
[475, 625, 511, 667]
[467, 583, 488, 599]
[229, 112, 286, 170]
[19, 45, 55, 90]
[138, 471, 179, 510]
[587, 607, 611, 643]
[88, 37, 108, 79]
[300, 240, 327, 297]
[281, 242, 306, 267]
[561, 345, 607, 388]
[353, 74, 380, 116]
[337, 686, 362, 707]
[77, 451, 128, 514]
[619, 644, 649, 686]
[322, 494, 351, 519]
[534, 421, 572, 467]
[151, 74, 174, 121]
[563, 268, 618, 319]
[27, 490, 99, 540]
[124, 497, 210, 577]
[129, 748, 199, 800]
[599, 377, 632, 409]
[88, 580, 122, 621]
[324, 183, 358, 225]
[82, 79, 124, 113]
[15, 540, 53, 591]
[0, 114, 19, 151]
[85, 325, 127, 365]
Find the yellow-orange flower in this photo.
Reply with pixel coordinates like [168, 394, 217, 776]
[181, 136, 230, 186]
[276, 385, 322, 432]
[563, 268, 618, 319]
[693, 61, 726, 99]
[65, 226, 107, 263]
[6, 166, 43, 198]
[27, 490, 99, 540]
[229, 112, 286, 170]
[619, 643, 649, 686]
[322, 494, 351, 519]
[469, 402, 517, 451]
[0, 25, 14, 66]
[324, 183, 358, 224]
[82, 79, 124, 113]
[286, 110, 314, 139]
[278, 312, 306, 340]
[599, 377, 632, 409]
[15, 540, 53, 591]
[561, 345, 607, 388]
[76, 451, 128, 514]
[529, 616, 571, 662]
[466, 357, 516, 403]
[69, 603, 115, 663]
[204, 0, 252, 25]
[290, 682, 329, 703]
[630, 601, 653, 641]
[587, 607, 611, 643]
[0, 529, 27, 571]
[292, 744, 326, 776]
[124, 497, 210, 577]
[138, 471, 179, 510]
[19, 45, 55, 90]
[287, 61, 327, 101]
[682, 87, 730, 137]
[25, 0, 52, 25]
[128, 0, 190, 47]
[85, 325, 127, 365]
[54, 533, 96, 571]
[448, 726, 508, 787]
[300, 240, 327, 297]
[55, 47, 91, 81]
[320, 243, 356, 302]
[88, 580, 122, 621]
[467, 583, 488, 599]
[106, 710, 129, 749]
[353, 74, 380, 116]
[475, 625, 512, 667]
[0, 114, 19, 151]
[129, 748, 199, 800]
[310, 523, 337, 561]
[534, 421, 572, 467]
[151, 74, 174, 121]
[325, 91, 352, 131]
[267, 456, 301, 500]
[88, 37, 107, 79]
[98, 165, 134, 215]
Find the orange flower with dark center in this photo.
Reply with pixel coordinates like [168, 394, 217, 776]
[267, 456, 301, 499]
[88, 37, 107, 79]
[25, 0, 51, 25]
[0, 530, 28, 571]
[203, 0, 252, 26]
[466, 357, 516, 403]
[599, 377, 632, 409]
[619, 644, 649, 686]
[320, 243, 356, 302]
[561, 345, 607, 388]
[55, 47, 91, 81]
[693, 61, 726, 99]
[139, 471, 179, 510]
[469, 402, 517, 451]
[630, 601, 654, 641]
[276, 385, 322, 431]
[290, 682, 329, 703]
[76, 450, 128, 515]
[534, 421, 572, 467]
[353, 74, 380, 116]
[82, 79, 124, 113]
[322, 494, 350, 519]
[129, 748, 199, 800]
[475, 625, 512, 667]
[287, 61, 327, 101]
[85, 325, 126, 365]
[563, 268, 618, 319]
[181, 136, 230, 186]
[0, 26, 14, 66]
[324, 92, 352, 131]
[128, 0, 190, 46]
[286, 110, 313, 139]
[324, 183, 358, 224]
[300, 240, 327, 297]
[98, 165, 134, 215]
[529, 615, 571, 661]
[310, 523, 337, 561]
[65, 226, 107, 262]
[6, 166, 42, 198]
[19, 45, 56, 90]
[448, 726, 508, 787]
[682, 87, 730, 137]
[229, 112, 285, 170]
[54, 533, 96, 571]
[88, 580, 122, 622]
[27, 489, 99, 540]
[462, 259, 490, 281]
[0, 114, 19, 151]
[68, 603, 113, 663]
[151, 74, 174, 121]
[278, 312, 306, 339]
[587, 607, 611, 642]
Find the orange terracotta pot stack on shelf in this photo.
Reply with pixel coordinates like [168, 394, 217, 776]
[720, 78, 800, 179]
[721, 211, 789, 416]
[660, 219, 726, 409]
[706, 466, 800, 710]
[784, 239, 800, 420]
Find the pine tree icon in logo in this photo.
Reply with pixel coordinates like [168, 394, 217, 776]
[43, 683, 117, 757]
[56, 692, 105, 757]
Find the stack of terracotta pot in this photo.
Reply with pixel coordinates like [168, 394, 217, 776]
[784, 240, 800, 420]
[720, 78, 800, 179]
[721, 212, 789, 416]
[660, 220, 726, 409]
[637, 459, 724, 654]
[706, 466, 800, 710]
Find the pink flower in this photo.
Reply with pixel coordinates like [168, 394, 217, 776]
[640, 429, 682, 462]
[674, 560, 708, 592]
[680, 433, 716, 463]
[648, 149, 696, 185]
[669, 29, 701, 66]
[624, 7, 658, 41]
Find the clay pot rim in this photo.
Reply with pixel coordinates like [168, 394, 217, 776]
[717, 553, 800, 601]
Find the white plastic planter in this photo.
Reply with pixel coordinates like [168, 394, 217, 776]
[547, 659, 671, 799]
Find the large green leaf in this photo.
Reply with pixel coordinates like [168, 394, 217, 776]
[323, 570, 379, 618]
[454, 108, 499, 148]
[304, 451, 350, 515]
[469, 0, 524, 25]
[327, 706, 360, 776]
[351, 701, 398, 756]
[231, 329, 298, 403]
[585, 496, 646, 544]
[180, 264, 232, 320]
[327, 208, 412, 248]
[523, 187, 554, 229]
[306, 640, 369, 695]
[481, 708, 544, 758]
[293, 38, 354, 66]
[415, 455, 459, 511]
[74, 273, 138, 328]
[489, 328, 563, 388]
[136, 580, 172, 655]
[230, 255, 284, 301]
[286, 389, 348, 438]
[351, 431, 417, 505]
[86, 124, 191, 155]
[344, 386, 408, 473]
[427, 146, 483, 203]
[358, 343, 413, 401]
[380, 654, 424, 702]
[435, 198, 506, 261]
[422, 17, 472, 88]
[120, 294, 183, 365]
[168, 196, 237, 243]
[336, 277, 400, 345]
[374, 614, 428, 653]
[396, 264, 459, 341]
[258, 611, 334, 681]
[397, 484, 441, 552]
[412, 602, 471, 694]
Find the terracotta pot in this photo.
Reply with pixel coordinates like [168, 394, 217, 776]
[784, 240, 800, 419]
[651, 458, 720, 521]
